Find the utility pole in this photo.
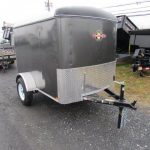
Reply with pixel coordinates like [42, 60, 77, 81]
[45, 0, 53, 12]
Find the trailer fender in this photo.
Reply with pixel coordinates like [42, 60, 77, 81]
[16, 71, 45, 92]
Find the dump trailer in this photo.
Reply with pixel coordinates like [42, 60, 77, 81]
[14, 7, 136, 128]
[117, 15, 138, 53]
[0, 24, 16, 71]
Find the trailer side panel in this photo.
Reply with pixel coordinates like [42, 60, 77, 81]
[14, 18, 59, 96]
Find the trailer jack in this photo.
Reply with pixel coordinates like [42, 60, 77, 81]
[83, 81, 137, 128]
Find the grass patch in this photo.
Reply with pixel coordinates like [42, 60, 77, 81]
[116, 63, 150, 107]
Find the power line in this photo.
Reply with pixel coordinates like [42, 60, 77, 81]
[102, 0, 150, 9]
[128, 13, 150, 17]
[114, 9, 150, 15]
[111, 5, 150, 13]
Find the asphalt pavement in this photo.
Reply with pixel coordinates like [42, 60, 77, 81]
[0, 64, 150, 150]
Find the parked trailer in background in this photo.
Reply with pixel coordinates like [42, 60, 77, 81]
[130, 29, 150, 76]
[0, 23, 16, 71]
[14, 7, 136, 128]
[132, 48, 150, 76]
[130, 29, 150, 50]
[0, 44, 16, 71]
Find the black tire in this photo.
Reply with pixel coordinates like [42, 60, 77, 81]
[139, 71, 144, 77]
[10, 60, 15, 64]
[17, 78, 33, 106]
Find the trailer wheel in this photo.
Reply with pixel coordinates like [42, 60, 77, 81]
[10, 60, 15, 64]
[17, 78, 33, 106]
[139, 71, 144, 77]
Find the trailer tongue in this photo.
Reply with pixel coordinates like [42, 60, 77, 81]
[83, 81, 136, 128]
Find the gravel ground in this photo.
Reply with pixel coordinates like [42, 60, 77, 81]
[0, 64, 150, 150]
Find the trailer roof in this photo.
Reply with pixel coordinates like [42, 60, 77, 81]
[55, 7, 117, 22]
[15, 7, 116, 28]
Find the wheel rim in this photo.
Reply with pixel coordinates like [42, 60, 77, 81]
[18, 83, 25, 101]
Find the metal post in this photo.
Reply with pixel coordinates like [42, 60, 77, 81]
[120, 84, 125, 101]
[45, 0, 52, 12]
[118, 84, 125, 128]
[128, 44, 131, 55]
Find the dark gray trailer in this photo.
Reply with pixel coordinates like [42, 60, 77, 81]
[14, 7, 136, 128]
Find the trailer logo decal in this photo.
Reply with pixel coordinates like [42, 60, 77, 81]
[92, 31, 106, 41]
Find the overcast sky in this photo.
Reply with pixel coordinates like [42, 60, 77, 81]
[0, 0, 150, 29]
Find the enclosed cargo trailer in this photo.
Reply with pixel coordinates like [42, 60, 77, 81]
[14, 7, 136, 128]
